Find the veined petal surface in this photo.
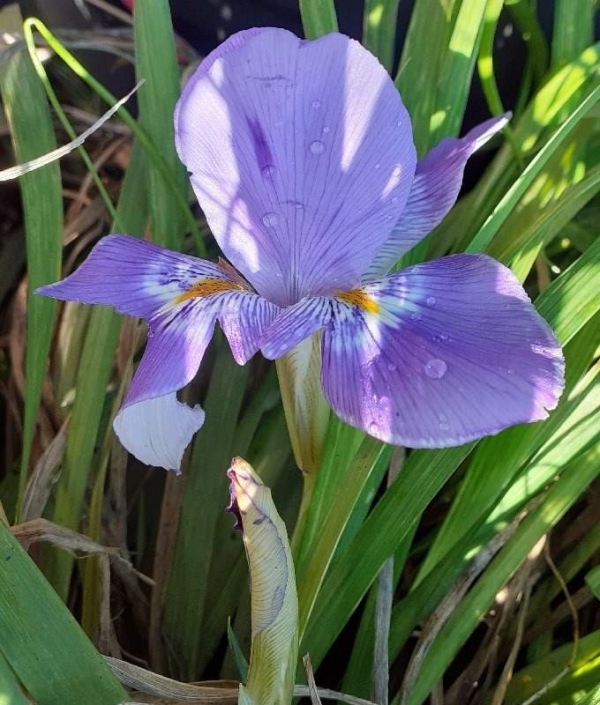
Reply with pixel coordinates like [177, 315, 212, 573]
[322, 254, 564, 447]
[367, 115, 510, 276]
[175, 28, 416, 305]
[38, 234, 279, 470]
[36, 234, 227, 318]
[261, 296, 333, 360]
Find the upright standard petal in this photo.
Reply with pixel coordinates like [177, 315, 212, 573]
[175, 28, 416, 305]
[367, 115, 510, 276]
[321, 254, 564, 447]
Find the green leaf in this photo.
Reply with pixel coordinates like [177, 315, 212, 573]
[551, 0, 595, 69]
[402, 433, 600, 705]
[163, 340, 249, 679]
[46, 139, 149, 597]
[300, 443, 474, 667]
[133, 0, 190, 251]
[396, 0, 488, 153]
[0, 47, 63, 517]
[0, 522, 128, 705]
[299, 0, 339, 39]
[362, 0, 401, 72]
[466, 84, 600, 255]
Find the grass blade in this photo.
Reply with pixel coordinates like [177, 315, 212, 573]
[0, 521, 128, 704]
[0, 47, 63, 518]
[299, 0, 338, 38]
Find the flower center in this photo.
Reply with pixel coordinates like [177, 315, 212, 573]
[336, 288, 380, 313]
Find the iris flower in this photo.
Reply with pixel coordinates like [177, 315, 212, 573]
[38, 28, 564, 471]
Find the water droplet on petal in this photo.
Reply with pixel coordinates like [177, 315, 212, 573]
[312, 100, 321, 109]
[322, 125, 330, 134]
[387, 363, 397, 372]
[439, 412, 447, 422]
[439, 422, 450, 432]
[507, 367, 515, 375]
[411, 312, 422, 321]
[291, 201, 304, 210]
[427, 296, 436, 306]
[391, 195, 399, 203]
[424, 358, 447, 379]
[262, 212, 279, 227]
[309, 140, 325, 155]
[369, 421, 379, 434]
[261, 164, 276, 179]
[374, 163, 381, 170]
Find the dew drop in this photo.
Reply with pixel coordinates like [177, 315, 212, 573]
[391, 195, 399, 203]
[439, 333, 449, 341]
[424, 358, 447, 379]
[427, 296, 436, 306]
[507, 367, 515, 375]
[410, 312, 422, 321]
[439, 412, 447, 422]
[291, 201, 304, 210]
[262, 212, 279, 227]
[439, 422, 450, 432]
[369, 422, 379, 434]
[322, 125, 331, 134]
[309, 140, 325, 155]
[374, 163, 381, 170]
[387, 363, 397, 372]
[261, 164, 276, 179]
[312, 100, 322, 109]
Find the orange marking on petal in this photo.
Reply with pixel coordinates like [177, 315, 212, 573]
[336, 288, 380, 313]
[175, 278, 246, 304]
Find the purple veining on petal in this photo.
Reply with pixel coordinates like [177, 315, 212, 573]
[175, 28, 416, 305]
[321, 254, 564, 447]
[367, 114, 511, 276]
[247, 116, 275, 175]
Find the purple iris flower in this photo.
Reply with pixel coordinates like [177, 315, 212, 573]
[38, 28, 564, 471]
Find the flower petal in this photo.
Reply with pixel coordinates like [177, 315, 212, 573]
[260, 296, 332, 360]
[218, 291, 280, 364]
[113, 394, 204, 473]
[367, 115, 510, 276]
[36, 234, 230, 318]
[116, 287, 276, 469]
[37, 234, 280, 469]
[321, 254, 564, 447]
[175, 28, 416, 305]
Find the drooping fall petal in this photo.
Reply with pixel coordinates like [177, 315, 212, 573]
[38, 235, 278, 470]
[321, 254, 564, 446]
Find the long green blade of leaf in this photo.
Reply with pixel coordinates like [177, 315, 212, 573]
[0, 522, 128, 705]
[0, 47, 63, 518]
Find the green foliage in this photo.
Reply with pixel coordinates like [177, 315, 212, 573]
[1, 0, 599, 704]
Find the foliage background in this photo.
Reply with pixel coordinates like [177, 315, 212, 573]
[0, 0, 599, 703]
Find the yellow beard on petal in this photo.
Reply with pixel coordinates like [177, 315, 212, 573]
[175, 277, 246, 303]
[336, 288, 380, 313]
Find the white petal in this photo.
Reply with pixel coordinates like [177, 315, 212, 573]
[113, 394, 205, 472]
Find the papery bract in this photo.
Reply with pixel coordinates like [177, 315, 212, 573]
[38, 28, 564, 471]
